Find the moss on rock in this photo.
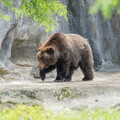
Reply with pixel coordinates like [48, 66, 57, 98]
[53, 87, 82, 100]
[0, 68, 9, 78]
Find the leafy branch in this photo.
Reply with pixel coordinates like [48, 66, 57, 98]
[0, 0, 68, 32]
[89, 0, 120, 19]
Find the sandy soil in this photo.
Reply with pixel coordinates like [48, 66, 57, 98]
[0, 65, 120, 111]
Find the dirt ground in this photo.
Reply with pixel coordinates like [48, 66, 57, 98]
[0, 65, 120, 111]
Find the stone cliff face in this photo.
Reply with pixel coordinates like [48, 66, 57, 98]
[0, 0, 120, 71]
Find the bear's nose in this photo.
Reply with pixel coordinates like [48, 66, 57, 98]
[40, 67, 44, 70]
[38, 63, 45, 70]
[39, 66, 44, 70]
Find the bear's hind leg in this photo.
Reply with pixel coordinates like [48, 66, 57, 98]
[79, 62, 94, 81]
[64, 67, 74, 82]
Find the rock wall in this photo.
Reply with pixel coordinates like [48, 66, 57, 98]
[66, 0, 120, 70]
[0, 0, 120, 72]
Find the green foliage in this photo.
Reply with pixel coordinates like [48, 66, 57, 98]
[89, 0, 120, 19]
[0, 0, 68, 32]
[0, 105, 120, 120]
[54, 87, 82, 100]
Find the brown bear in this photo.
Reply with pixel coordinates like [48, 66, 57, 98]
[37, 32, 94, 82]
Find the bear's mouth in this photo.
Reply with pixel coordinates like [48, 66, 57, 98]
[44, 67, 48, 69]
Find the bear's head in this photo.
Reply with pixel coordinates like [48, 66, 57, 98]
[37, 46, 59, 70]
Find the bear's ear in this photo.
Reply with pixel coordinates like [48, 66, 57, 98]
[38, 44, 42, 51]
[38, 48, 41, 51]
[45, 46, 55, 54]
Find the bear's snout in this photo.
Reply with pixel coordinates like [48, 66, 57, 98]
[38, 62, 45, 70]
[36, 52, 41, 61]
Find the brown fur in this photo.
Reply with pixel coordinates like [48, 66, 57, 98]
[37, 32, 94, 82]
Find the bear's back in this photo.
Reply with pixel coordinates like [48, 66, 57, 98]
[64, 33, 89, 51]
[42, 32, 89, 52]
[67, 33, 88, 45]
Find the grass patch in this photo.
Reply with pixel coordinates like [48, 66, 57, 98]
[54, 87, 82, 100]
[0, 105, 120, 120]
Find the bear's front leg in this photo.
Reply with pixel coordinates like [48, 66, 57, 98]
[40, 65, 56, 81]
[40, 69, 46, 81]
[55, 62, 70, 82]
